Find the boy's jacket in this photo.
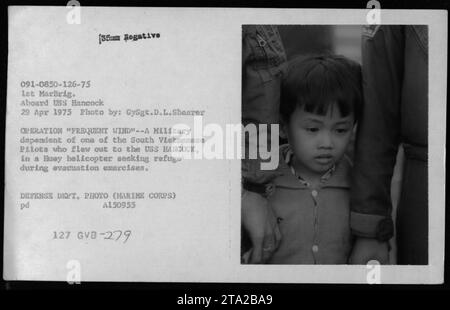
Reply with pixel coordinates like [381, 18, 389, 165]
[268, 144, 353, 264]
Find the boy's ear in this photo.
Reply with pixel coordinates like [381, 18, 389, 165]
[279, 118, 288, 139]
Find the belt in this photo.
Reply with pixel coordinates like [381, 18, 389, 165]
[403, 143, 427, 162]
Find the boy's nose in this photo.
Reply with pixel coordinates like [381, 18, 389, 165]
[318, 131, 334, 149]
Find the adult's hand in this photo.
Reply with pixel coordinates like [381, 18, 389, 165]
[242, 190, 281, 263]
[349, 237, 390, 265]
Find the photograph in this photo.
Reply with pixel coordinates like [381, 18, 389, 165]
[241, 25, 429, 265]
[2, 3, 446, 291]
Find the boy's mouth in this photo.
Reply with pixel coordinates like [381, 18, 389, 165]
[314, 154, 333, 165]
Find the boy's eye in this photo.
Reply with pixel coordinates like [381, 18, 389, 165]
[335, 128, 350, 134]
[305, 127, 319, 133]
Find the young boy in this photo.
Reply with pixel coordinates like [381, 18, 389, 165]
[266, 54, 362, 264]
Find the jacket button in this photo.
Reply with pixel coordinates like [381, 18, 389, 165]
[311, 190, 318, 197]
[312, 245, 319, 252]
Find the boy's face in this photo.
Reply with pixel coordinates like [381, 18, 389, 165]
[283, 104, 354, 174]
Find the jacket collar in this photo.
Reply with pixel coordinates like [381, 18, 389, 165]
[274, 144, 351, 189]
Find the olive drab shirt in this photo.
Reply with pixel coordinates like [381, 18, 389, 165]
[242, 25, 287, 185]
[350, 25, 428, 264]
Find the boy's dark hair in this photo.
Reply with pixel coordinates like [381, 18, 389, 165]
[280, 54, 362, 123]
